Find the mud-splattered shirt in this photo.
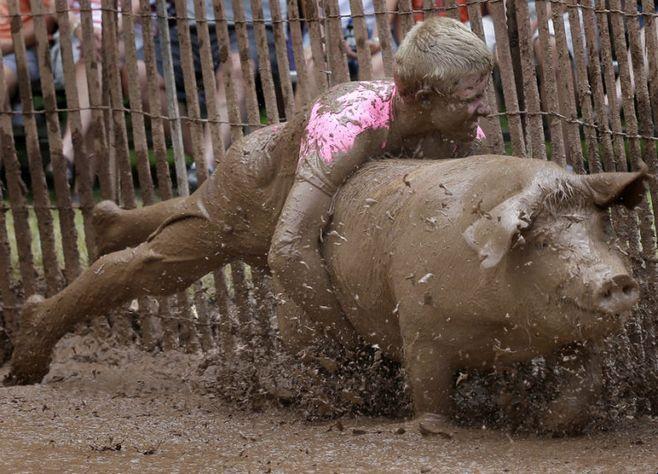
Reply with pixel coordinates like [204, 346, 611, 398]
[297, 81, 396, 194]
[299, 81, 396, 165]
[296, 80, 485, 195]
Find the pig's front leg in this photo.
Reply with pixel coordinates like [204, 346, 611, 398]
[399, 311, 457, 435]
[539, 344, 603, 435]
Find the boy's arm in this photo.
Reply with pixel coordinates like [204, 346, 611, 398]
[269, 178, 358, 347]
[268, 136, 385, 349]
[269, 81, 393, 348]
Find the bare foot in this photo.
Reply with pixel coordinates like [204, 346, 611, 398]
[92, 200, 124, 256]
[4, 295, 52, 386]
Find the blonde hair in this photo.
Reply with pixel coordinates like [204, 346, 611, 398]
[394, 17, 494, 99]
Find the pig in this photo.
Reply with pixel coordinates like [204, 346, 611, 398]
[280, 155, 647, 432]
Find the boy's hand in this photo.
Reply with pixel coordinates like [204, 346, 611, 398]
[341, 38, 382, 59]
[368, 38, 381, 54]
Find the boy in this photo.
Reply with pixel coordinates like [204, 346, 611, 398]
[7, 17, 494, 384]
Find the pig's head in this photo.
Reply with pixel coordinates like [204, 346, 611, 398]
[463, 163, 649, 340]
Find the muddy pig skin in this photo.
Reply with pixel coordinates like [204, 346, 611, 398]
[322, 155, 646, 423]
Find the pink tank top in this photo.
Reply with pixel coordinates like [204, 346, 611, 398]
[299, 81, 396, 165]
[298, 81, 486, 165]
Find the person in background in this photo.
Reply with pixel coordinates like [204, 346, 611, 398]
[340, 0, 385, 80]
[0, 0, 57, 111]
[155, 0, 288, 180]
[390, 0, 495, 52]
[296, 0, 386, 106]
[51, 0, 147, 182]
[411, 0, 469, 23]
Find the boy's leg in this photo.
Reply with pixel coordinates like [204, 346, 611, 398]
[6, 211, 232, 385]
[92, 196, 187, 256]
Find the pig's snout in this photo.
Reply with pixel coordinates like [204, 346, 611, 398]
[592, 274, 639, 314]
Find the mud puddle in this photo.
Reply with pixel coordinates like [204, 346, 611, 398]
[0, 334, 656, 473]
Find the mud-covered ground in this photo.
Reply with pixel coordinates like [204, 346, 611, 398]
[0, 333, 656, 473]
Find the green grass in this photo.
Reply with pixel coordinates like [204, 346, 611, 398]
[4, 207, 89, 282]
[128, 147, 193, 170]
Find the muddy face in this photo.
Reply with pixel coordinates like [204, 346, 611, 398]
[424, 73, 490, 139]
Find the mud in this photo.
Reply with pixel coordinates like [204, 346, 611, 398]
[0, 331, 656, 472]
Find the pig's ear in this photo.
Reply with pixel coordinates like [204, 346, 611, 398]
[580, 163, 649, 209]
[463, 193, 537, 269]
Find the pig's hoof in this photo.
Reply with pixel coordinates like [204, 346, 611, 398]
[91, 200, 123, 256]
[4, 295, 52, 386]
[417, 413, 454, 439]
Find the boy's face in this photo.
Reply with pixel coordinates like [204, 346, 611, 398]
[426, 72, 491, 138]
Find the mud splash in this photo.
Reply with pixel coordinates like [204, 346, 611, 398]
[0, 328, 656, 472]
[200, 326, 655, 435]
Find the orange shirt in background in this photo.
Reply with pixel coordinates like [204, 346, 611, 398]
[0, 0, 53, 41]
[412, 0, 469, 23]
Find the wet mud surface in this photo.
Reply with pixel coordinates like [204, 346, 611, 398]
[0, 333, 656, 472]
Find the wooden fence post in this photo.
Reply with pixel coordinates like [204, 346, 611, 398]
[514, 0, 545, 160]
[7, 0, 63, 295]
[0, 51, 36, 295]
[489, 0, 526, 156]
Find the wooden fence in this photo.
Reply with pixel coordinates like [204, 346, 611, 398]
[0, 0, 656, 386]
